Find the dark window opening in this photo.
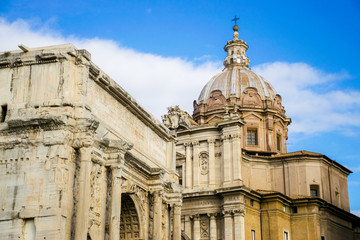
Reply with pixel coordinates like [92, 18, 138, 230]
[310, 185, 319, 197]
[250, 199, 254, 207]
[1, 105, 7, 122]
[321, 236, 325, 240]
[291, 206, 298, 214]
[247, 129, 258, 146]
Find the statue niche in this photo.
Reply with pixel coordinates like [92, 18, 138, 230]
[207, 90, 226, 111]
[240, 87, 262, 107]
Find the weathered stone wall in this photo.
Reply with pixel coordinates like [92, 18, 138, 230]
[0, 44, 182, 240]
[87, 79, 169, 168]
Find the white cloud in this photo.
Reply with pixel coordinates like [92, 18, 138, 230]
[351, 210, 360, 217]
[0, 18, 221, 119]
[253, 62, 360, 134]
[1, 18, 359, 136]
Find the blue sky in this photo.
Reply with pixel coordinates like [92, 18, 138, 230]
[1, 0, 360, 213]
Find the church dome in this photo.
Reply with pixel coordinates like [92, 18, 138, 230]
[192, 22, 287, 125]
[198, 68, 277, 104]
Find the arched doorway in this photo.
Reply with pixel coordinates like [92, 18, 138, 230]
[120, 194, 141, 239]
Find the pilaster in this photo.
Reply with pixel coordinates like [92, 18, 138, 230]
[153, 191, 163, 240]
[185, 142, 193, 189]
[184, 216, 192, 239]
[209, 213, 217, 240]
[74, 142, 92, 240]
[173, 204, 182, 240]
[231, 133, 242, 182]
[223, 210, 233, 240]
[234, 210, 245, 240]
[221, 135, 232, 184]
[192, 141, 200, 188]
[109, 165, 123, 240]
[208, 139, 216, 187]
[193, 214, 201, 240]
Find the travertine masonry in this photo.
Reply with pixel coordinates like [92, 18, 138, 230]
[0, 44, 182, 240]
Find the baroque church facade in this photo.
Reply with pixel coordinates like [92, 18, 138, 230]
[0, 23, 359, 240]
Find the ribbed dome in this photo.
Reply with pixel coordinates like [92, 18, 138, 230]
[198, 68, 277, 103]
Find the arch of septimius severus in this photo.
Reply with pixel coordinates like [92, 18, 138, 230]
[0, 22, 359, 240]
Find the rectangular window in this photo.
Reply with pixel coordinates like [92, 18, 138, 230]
[321, 236, 325, 240]
[251, 230, 255, 240]
[277, 134, 281, 151]
[250, 199, 254, 207]
[1, 105, 7, 122]
[283, 205, 286, 212]
[310, 185, 319, 197]
[291, 206, 298, 214]
[284, 231, 289, 240]
[247, 129, 258, 145]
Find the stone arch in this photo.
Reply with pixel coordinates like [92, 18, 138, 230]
[120, 194, 144, 240]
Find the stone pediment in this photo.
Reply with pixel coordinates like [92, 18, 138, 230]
[242, 112, 263, 120]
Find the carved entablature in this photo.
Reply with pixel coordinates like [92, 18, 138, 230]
[207, 90, 227, 111]
[162, 105, 196, 130]
[97, 138, 133, 166]
[101, 138, 133, 154]
[240, 87, 262, 108]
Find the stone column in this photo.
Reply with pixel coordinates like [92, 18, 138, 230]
[233, 210, 245, 240]
[222, 135, 232, 184]
[208, 139, 216, 187]
[109, 166, 122, 240]
[184, 216, 192, 239]
[153, 191, 163, 240]
[231, 134, 242, 181]
[74, 146, 92, 240]
[185, 143, 193, 189]
[193, 215, 201, 240]
[223, 211, 233, 240]
[192, 141, 200, 188]
[209, 213, 217, 240]
[173, 204, 182, 240]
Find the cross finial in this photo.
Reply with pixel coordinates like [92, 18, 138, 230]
[232, 16, 240, 25]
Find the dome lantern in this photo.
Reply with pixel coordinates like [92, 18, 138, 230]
[223, 18, 250, 69]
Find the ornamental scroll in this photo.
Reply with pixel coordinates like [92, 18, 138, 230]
[199, 152, 209, 175]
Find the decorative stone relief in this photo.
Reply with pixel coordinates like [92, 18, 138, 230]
[240, 87, 262, 107]
[162, 105, 195, 130]
[200, 215, 210, 239]
[207, 90, 227, 111]
[199, 152, 209, 175]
